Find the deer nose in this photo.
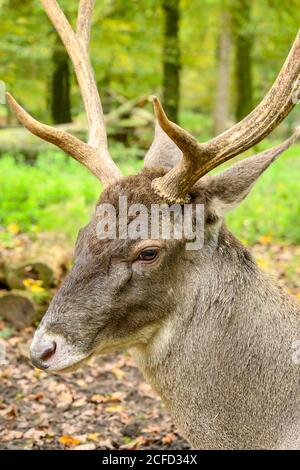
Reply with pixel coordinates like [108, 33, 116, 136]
[30, 340, 56, 369]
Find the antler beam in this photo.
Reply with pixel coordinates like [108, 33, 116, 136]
[152, 30, 300, 203]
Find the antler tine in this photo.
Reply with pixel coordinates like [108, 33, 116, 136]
[152, 30, 300, 204]
[40, 0, 107, 150]
[6, 92, 120, 186]
[7, 0, 121, 187]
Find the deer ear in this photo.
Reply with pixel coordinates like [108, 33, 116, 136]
[207, 141, 290, 218]
[144, 123, 182, 169]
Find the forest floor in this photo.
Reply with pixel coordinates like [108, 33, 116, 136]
[0, 242, 300, 450]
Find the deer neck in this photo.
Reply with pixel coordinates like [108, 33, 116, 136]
[132, 228, 300, 449]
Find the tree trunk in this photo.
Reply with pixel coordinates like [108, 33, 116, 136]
[0, 292, 36, 329]
[50, 33, 72, 124]
[232, 0, 253, 122]
[213, 8, 232, 135]
[161, 0, 181, 123]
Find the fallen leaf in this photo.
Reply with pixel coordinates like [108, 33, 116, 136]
[24, 429, 46, 440]
[142, 425, 161, 434]
[72, 397, 87, 407]
[0, 430, 23, 441]
[0, 404, 19, 419]
[23, 278, 45, 293]
[90, 391, 125, 404]
[162, 433, 177, 445]
[90, 394, 104, 404]
[98, 439, 114, 450]
[259, 234, 273, 245]
[28, 392, 45, 401]
[120, 436, 145, 450]
[7, 223, 20, 235]
[87, 433, 102, 442]
[105, 404, 123, 413]
[74, 443, 96, 450]
[111, 368, 125, 380]
[59, 435, 81, 446]
[57, 389, 73, 408]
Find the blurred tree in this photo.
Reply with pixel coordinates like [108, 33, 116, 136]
[50, 33, 72, 124]
[232, 0, 253, 121]
[213, 3, 232, 135]
[0, 0, 299, 137]
[161, 0, 181, 123]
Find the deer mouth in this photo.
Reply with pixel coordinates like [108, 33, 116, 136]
[48, 353, 94, 374]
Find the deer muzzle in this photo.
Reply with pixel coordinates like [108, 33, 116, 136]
[30, 324, 90, 373]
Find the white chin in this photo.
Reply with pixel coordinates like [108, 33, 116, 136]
[48, 354, 92, 374]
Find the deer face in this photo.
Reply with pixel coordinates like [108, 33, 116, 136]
[30, 139, 294, 373]
[30, 169, 192, 372]
[9, 1, 299, 372]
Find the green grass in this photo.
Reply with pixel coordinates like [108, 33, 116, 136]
[0, 145, 142, 240]
[0, 141, 300, 244]
[226, 142, 300, 244]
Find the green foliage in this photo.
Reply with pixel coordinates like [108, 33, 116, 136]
[226, 143, 300, 244]
[0, 325, 14, 338]
[0, 0, 300, 247]
[1, 0, 300, 122]
[0, 146, 142, 240]
[0, 142, 300, 244]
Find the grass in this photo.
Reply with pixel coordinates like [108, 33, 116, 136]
[226, 142, 300, 245]
[0, 144, 142, 240]
[0, 140, 300, 244]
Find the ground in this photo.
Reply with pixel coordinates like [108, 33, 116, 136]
[0, 338, 189, 450]
[0, 243, 300, 450]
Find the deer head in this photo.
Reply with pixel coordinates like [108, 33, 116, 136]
[6, 1, 300, 372]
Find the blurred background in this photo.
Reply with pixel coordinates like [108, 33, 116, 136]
[0, 0, 300, 241]
[0, 0, 300, 450]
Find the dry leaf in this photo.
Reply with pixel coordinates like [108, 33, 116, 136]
[7, 223, 20, 235]
[57, 389, 73, 407]
[74, 443, 96, 450]
[98, 439, 114, 450]
[105, 404, 123, 413]
[87, 433, 102, 442]
[259, 234, 273, 245]
[90, 394, 104, 404]
[24, 429, 46, 440]
[162, 433, 177, 445]
[120, 436, 145, 450]
[0, 430, 23, 441]
[23, 278, 45, 293]
[141, 425, 161, 434]
[0, 404, 18, 419]
[28, 392, 45, 401]
[59, 435, 81, 446]
[111, 368, 125, 380]
[72, 397, 87, 407]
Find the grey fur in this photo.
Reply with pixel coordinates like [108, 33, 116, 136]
[33, 152, 300, 450]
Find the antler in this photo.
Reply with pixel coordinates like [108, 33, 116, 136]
[152, 30, 300, 203]
[6, 0, 121, 187]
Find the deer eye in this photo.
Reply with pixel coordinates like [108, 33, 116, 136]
[138, 248, 159, 263]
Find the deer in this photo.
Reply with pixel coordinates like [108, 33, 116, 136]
[5, 0, 300, 450]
